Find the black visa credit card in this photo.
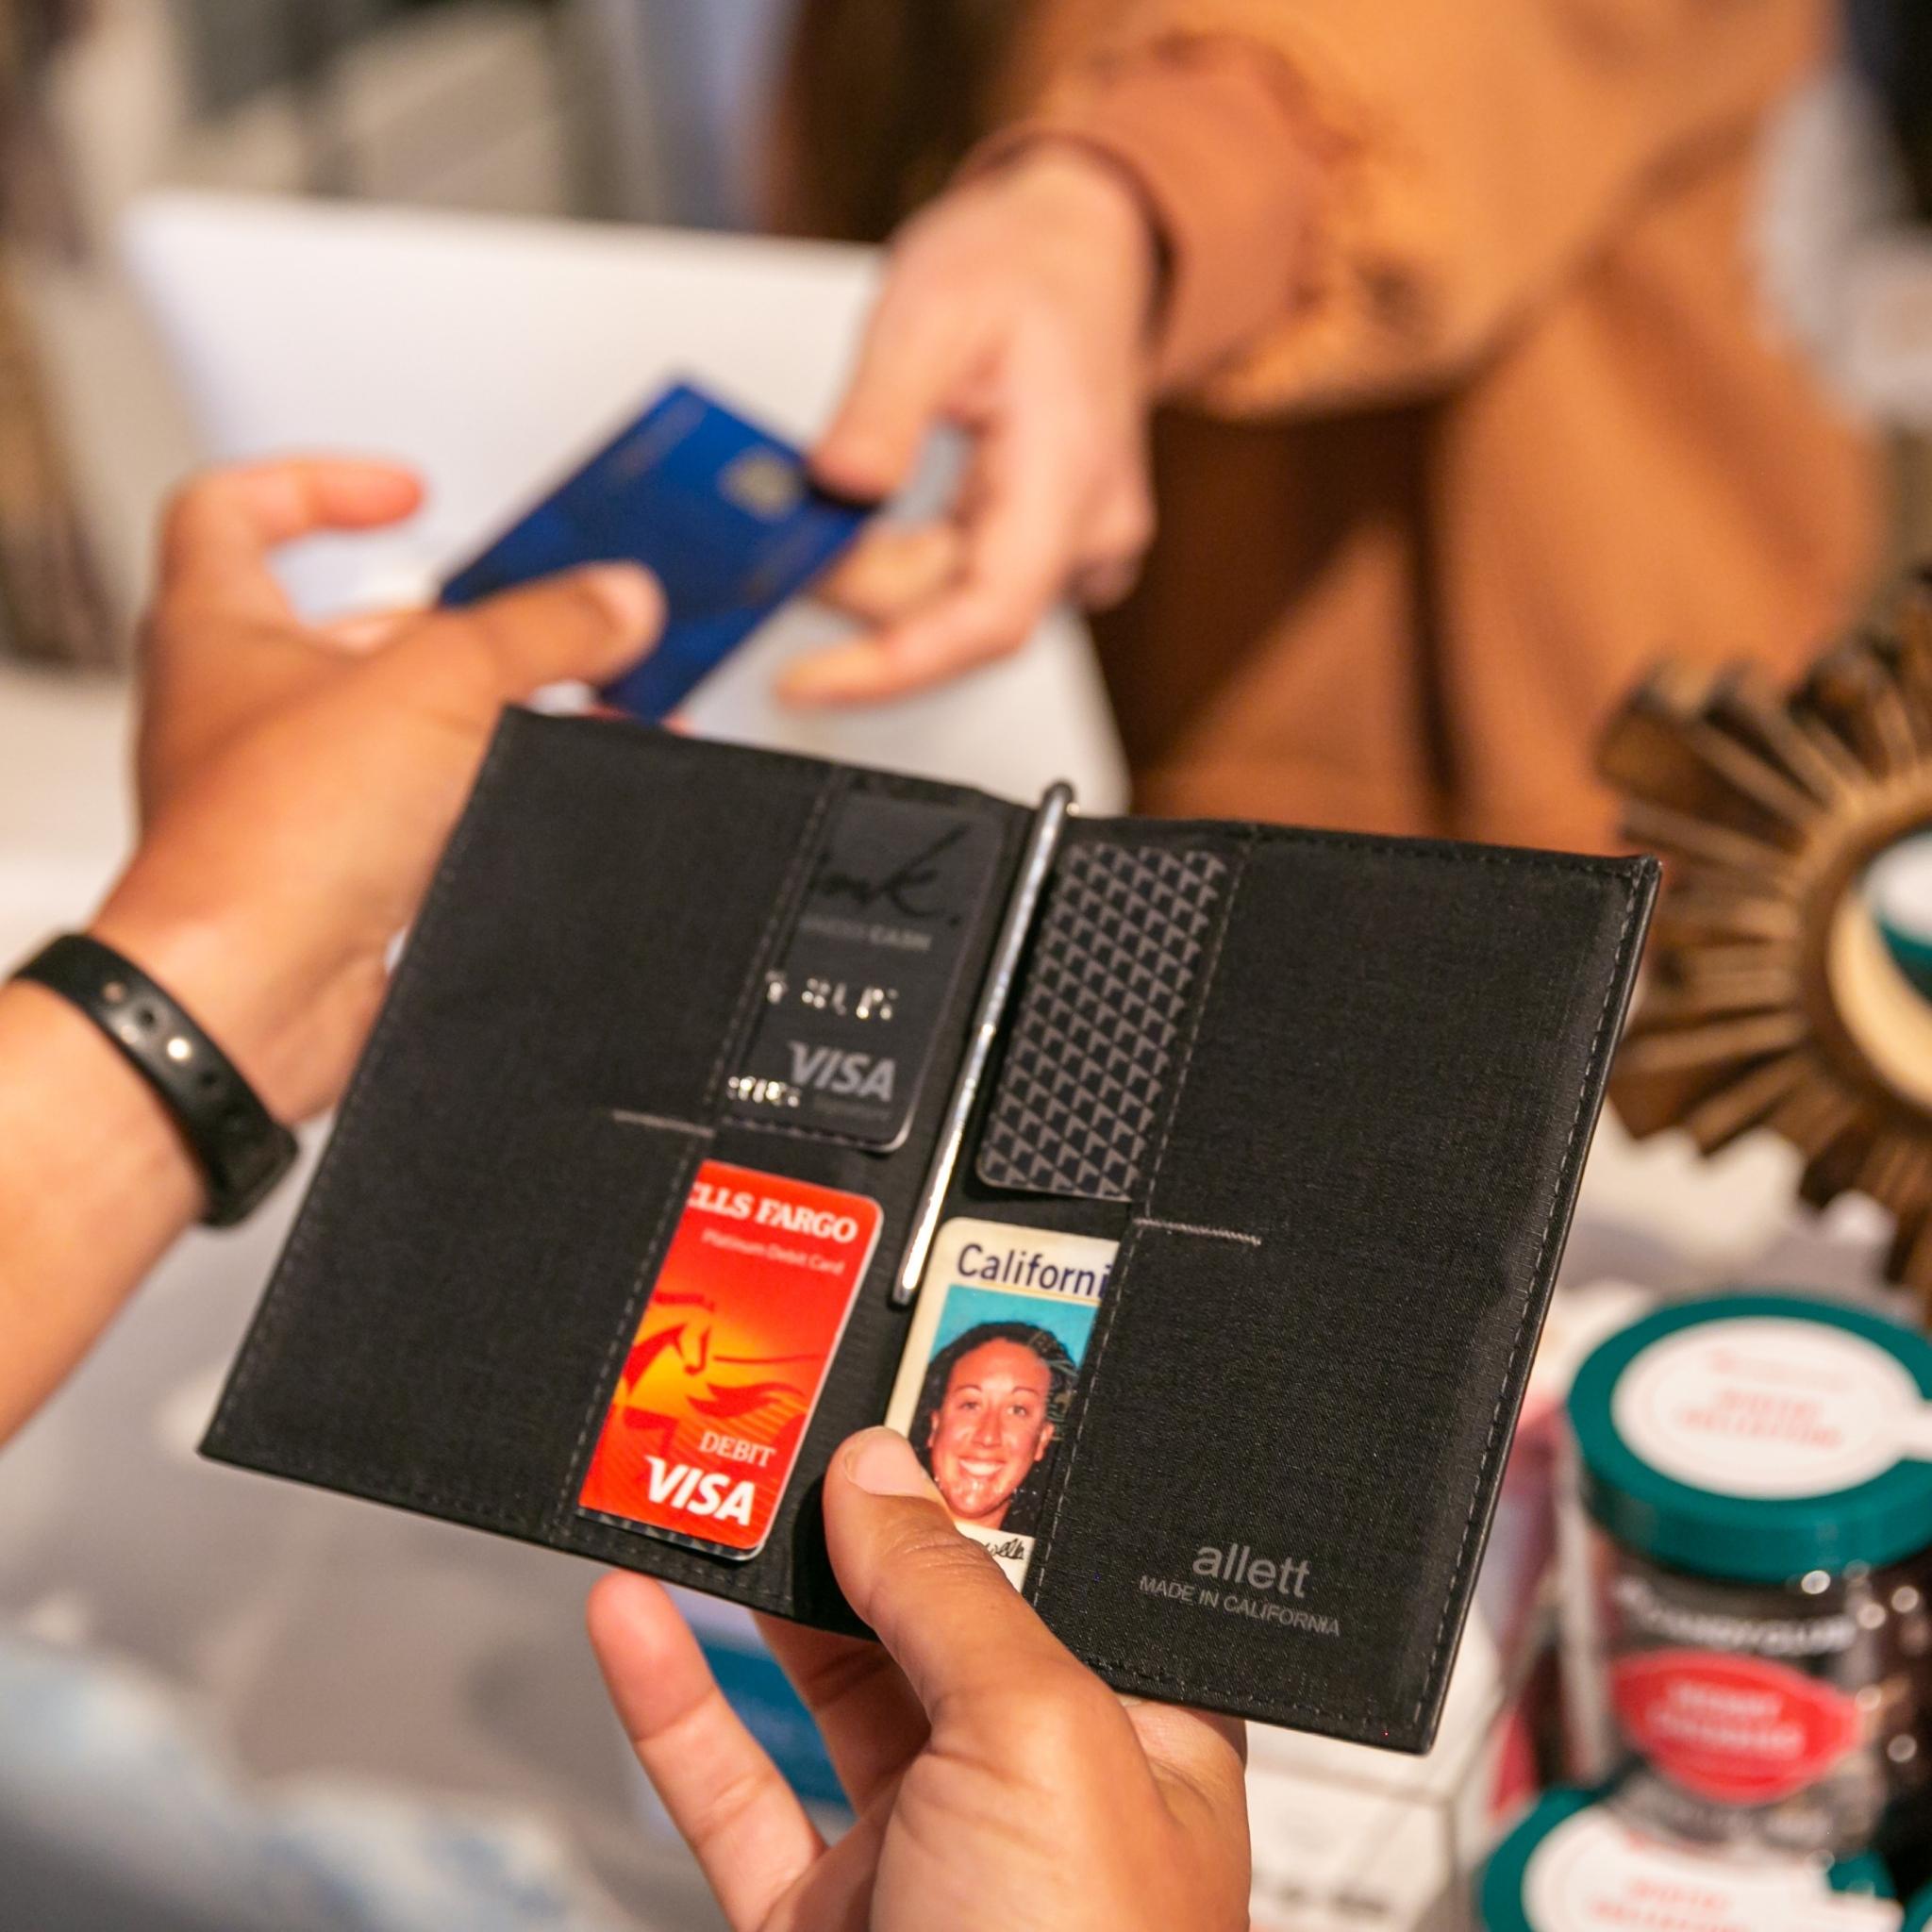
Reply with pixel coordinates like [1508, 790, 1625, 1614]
[730, 794, 1003, 1149]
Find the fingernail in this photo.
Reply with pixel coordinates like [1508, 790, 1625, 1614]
[810, 440, 891, 497]
[844, 1428, 937, 1498]
[778, 654, 868, 707]
[582, 563, 660, 635]
[776, 669, 846, 708]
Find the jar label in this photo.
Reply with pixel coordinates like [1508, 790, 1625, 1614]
[1522, 1807, 1900, 1930]
[1613, 1317, 1930, 1498]
[1611, 1649, 1863, 1805]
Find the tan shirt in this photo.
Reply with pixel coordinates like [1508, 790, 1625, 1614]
[961, 0, 1882, 849]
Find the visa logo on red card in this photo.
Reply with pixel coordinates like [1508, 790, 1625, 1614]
[578, 1160, 881, 1558]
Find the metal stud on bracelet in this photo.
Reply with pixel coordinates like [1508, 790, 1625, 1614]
[12, 932, 298, 1227]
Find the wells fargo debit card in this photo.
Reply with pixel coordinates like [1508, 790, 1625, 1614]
[438, 381, 870, 721]
[729, 792, 1004, 1150]
[578, 1160, 881, 1559]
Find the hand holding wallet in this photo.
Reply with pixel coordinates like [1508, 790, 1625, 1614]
[202, 714, 1654, 1752]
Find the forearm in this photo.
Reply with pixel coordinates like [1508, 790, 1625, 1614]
[0, 974, 202, 1441]
[0, 874, 352, 1443]
[989, 0, 1830, 410]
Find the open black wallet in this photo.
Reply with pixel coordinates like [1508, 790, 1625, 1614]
[201, 710, 1656, 1753]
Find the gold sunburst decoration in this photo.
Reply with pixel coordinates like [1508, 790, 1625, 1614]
[1600, 579, 1932, 1308]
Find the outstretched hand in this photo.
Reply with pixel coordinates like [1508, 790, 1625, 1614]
[95, 457, 663, 1123]
[780, 147, 1163, 708]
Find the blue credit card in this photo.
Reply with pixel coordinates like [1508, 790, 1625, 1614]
[439, 381, 872, 721]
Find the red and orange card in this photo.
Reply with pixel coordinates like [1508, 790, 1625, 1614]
[578, 1159, 880, 1557]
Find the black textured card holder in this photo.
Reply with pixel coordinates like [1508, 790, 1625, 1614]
[201, 711, 1656, 1751]
[977, 841, 1226, 1200]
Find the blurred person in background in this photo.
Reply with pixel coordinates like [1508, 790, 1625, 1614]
[770, 0, 1884, 852]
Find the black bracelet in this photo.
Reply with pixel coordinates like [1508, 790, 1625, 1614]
[13, 933, 298, 1227]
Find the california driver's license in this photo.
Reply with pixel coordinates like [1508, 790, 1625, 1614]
[578, 1159, 881, 1559]
[884, 1218, 1116, 1586]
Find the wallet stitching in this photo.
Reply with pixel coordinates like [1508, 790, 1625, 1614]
[1135, 1217, 1259, 1245]
[608, 1110, 714, 1137]
[206, 710, 523, 1448]
[1065, 1656, 1414, 1750]
[1406, 872, 1644, 1727]
[1028, 861, 1646, 1732]
[555, 1133, 708, 1538]
[1029, 825, 1254, 1600]
[700, 765, 847, 1116]
[1230, 822, 1647, 883]
[562, 1525, 831, 1615]
[549, 763, 845, 1538]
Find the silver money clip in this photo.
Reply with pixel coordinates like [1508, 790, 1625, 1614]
[891, 779, 1075, 1307]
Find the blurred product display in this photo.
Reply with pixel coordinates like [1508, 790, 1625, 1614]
[1601, 587, 1932, 1309]
[1477, 1787, 1899, 1931]
[1243, 1572, 1527, 1931]
[1567, 1294, 1932, 1864]
[1529, 667, 1932, 1909]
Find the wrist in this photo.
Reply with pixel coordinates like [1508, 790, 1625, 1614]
[968, 47, 1324, 392]
[992, 142, 1169, 348]
[85, 892, 339, 1125]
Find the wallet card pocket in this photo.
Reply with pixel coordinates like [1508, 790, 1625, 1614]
[203, 1107, 708, 1540]
[731, 788, 1007, 1151]
[976, 839, 1226, 1201]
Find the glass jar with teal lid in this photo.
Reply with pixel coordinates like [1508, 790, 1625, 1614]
[1477, 1786, 1897, 1931]
[1569, 1293, 1932, 1861]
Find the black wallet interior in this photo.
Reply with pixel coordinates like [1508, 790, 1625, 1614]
[202, 710, 1655, 1752]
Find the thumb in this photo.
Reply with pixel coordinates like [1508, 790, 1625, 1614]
[824, 1427, 1120, 1728]
[813, 297, 974, 501]
[389, 562, 662, 713]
